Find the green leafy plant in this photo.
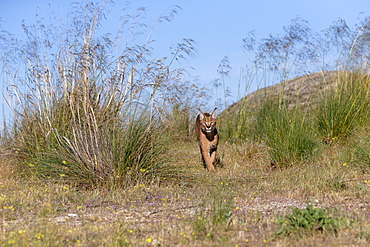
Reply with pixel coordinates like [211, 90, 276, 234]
[275, 205, 341, 237]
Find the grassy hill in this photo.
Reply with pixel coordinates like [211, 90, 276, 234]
[223, 71, 340, 116]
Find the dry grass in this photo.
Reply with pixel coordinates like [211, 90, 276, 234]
[1, 139, 369, 246]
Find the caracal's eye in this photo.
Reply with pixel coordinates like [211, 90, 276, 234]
[210, 122, 213, 125]
[203, 122, 207, 125]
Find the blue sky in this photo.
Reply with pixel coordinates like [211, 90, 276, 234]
[0, 0, 369, 119]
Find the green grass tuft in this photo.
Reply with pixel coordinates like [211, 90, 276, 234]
[253, 101, 317, 167]
[315, 72, 370, 143]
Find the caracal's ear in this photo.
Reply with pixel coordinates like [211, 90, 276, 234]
[198, 109, 205, 120]
[211, 107, 217, 119]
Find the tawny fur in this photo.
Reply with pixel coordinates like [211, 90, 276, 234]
[195, 108, 219, 172]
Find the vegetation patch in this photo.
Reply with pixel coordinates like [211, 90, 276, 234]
[274, 205, 345, 237]
[253, 101, 317, 167]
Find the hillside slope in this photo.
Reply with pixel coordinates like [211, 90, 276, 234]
[223, 71, 341, 116]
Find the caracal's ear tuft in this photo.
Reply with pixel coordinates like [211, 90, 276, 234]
[199, 111, 205, 120]
[211, 107, 217, 118]
[198, 108, 205, 120]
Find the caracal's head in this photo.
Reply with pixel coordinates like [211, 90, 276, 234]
[198, 108, 217, 133]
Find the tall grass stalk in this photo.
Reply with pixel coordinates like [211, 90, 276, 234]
[254, 101, 316, 167]
[315, 71, 370, 143]
[1, 2, 197, 188]
[165, 104, 193, 140]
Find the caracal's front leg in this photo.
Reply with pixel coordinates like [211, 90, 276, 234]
[210, 150, 217, 165]
[202, 149, 215, 172]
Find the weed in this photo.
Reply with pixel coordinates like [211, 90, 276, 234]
[191, 214, 211, 240]
[191, 181, 234, 240]
[210, 182, 234, 228]
[275, 205, 341, 237]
